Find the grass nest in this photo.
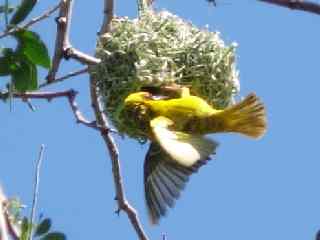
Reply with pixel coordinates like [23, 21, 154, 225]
[89, 10, 239, 142]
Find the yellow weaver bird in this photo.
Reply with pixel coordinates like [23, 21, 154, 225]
[124, 87, 267, 224]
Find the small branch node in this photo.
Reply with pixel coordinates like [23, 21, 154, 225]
[115, 208, 121, 215]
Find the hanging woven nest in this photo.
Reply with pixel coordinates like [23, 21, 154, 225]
[89, 10, 239, 142]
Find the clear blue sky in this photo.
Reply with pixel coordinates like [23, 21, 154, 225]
[1, 0, 320, 239]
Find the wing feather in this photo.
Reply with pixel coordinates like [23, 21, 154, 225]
[150, 116, 218, 167]
[144, 141, 218, 224]
[144, 116, 219, 224]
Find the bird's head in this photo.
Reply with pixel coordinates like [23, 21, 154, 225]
[122, 92, 154, 138]
[124, 92, 152, 106]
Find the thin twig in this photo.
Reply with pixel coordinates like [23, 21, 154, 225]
[89, 75, 149, 240]
[29, 145, 45, 240]
[0, 186, 9, 240]
[24, 98, 36, 111]
[99, 0, 114, 35]
[0, 3, 61, 39]
[64, 47, 101, 65]
[39, 67, 88, 88]
[0, 89, 76, 100]
[65, 89, 116, 133]
[0, 89, 114, 133]
[259, 0, 320, 15]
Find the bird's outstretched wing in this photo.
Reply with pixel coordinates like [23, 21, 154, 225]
[144, 116, 218, 224]
[150, 116, 217, 167]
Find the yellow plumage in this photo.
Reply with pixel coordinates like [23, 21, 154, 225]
[124, 87, 267, 224]
[125, 89, 266, 138]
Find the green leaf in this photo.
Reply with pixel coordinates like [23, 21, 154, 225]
[14, 30, 51, 69]
[20, 217, 30, 240]
[35, 218, 52, 237]
[40, 232, 66, 240]
[9, 0, 37, 25]
[0, 48, 15, 76]
[11, 57, 37, 91]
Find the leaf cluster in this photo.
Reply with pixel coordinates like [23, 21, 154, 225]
[5, 198, 66, 240]
[0, 0, 51, 92]
[20, 217, 66, 240]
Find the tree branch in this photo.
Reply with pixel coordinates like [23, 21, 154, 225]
[39, 67, 88, 88]
[46, 0, 73, 83]
[0, 3, 61, 39]
[63, 47, 101, 65]
[259, 0, 320, 15]
[91, 1, 149, 238]
[0, 89, 113, 133]
[46, 0, 100, 83]
[90, 76, 149, 240]
[99, 0, 114, 35]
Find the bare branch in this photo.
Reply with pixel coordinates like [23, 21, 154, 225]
[99, 0, 114, 35]
[259, 0, 320, 15]
[39, 67, 88, 88]
[65, 89, 116, 133]
[0, 89, 114, 133]
[1, 89, 75, 100]
[46, 0, 73, 83]
[90, 77, 149, 240]
[92, 1, 149, 237]
[63, 47, 101, 65]
[0, 3, 61, 39]
[29, 144, 45, 240]
[46, 0, 100, 83]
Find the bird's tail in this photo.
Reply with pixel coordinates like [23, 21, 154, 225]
[216, 93, 267, 138]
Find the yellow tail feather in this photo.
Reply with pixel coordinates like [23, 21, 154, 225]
[219, 93, 267, 138]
